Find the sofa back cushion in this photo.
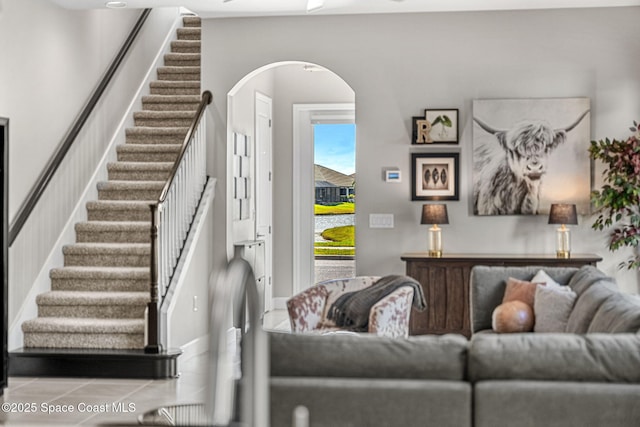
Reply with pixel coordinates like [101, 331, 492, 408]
[588, 292, 640, 333]
[565, 280, 618, 333]
[470, 266, 578, 333]
[269, 331, 468, 381]
[469, 333, 640, 383]
[567, 265, 616, 295]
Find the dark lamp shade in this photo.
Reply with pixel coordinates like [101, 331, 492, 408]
[421, 204, 449, 225]
[548, 204, 578, 225]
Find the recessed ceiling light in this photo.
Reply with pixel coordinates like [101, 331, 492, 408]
[105, 1, 127, 8]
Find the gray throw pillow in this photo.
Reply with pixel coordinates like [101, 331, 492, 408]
[534, 285, 577, 333]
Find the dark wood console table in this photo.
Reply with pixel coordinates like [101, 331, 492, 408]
[401, 253, 602, 338]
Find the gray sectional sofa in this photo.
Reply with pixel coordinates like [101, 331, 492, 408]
[269, 266, 640, 427]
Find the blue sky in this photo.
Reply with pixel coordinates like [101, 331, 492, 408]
[314, 123, 356, 175]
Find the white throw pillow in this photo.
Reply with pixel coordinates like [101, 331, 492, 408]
[533, 285, 577, 332]
[531, 269, 568, 291]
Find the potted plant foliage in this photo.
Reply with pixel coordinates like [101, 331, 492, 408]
[589, 121, 640, 269]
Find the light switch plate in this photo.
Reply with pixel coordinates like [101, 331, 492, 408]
[369, 213, 394, 228]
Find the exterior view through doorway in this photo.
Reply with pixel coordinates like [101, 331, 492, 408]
[313, 123, 355, 283]
[293, 103, 355, 293]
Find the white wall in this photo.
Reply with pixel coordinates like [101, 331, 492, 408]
[0, 1, 138, 221]
[202, 7, 640, 296]
[1, 2, 181, 331]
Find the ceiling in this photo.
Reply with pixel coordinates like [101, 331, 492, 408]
[50, 0, 640, 18]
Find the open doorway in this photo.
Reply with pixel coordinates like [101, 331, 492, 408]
[313, 123, 356, 283]
[228, 62, 354, 309]
[293, 103, 355, 294]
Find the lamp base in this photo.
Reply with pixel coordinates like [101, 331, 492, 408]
[556, 250, 570, 259]
[428, 250, 442, 258]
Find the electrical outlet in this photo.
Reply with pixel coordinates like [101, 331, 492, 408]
[369, 213, 394, 228]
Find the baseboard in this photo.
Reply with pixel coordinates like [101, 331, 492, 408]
[179, 334, 209, 364]
[9, 348, 182, 379]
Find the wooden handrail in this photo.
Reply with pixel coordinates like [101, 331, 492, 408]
[8, 8, 152, 246]
[157, 90, 212, 206]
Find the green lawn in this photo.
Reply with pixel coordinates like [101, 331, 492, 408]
[315, 225, 354, 256]
[314, 202, 355, 215]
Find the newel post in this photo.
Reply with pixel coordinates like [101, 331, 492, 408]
[145, 203, 161, 354]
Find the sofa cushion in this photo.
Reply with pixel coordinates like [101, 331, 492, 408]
[567, 265, 616, 296]
[534, 285, 577, 333]
[588, 292, 640, 333]
[269, 331, 468, 381]
[468, 333, 640, 383]
[271, 377, 472, 427]
[565, 280, 618, 333]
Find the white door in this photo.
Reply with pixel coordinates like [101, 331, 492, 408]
[255, 93, 273, 312]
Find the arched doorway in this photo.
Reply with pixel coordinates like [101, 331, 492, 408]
[227, 61, 355, 311]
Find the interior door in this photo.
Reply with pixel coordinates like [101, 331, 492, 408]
[255, 93, 273, 312]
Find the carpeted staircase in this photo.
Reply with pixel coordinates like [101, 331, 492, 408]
[20, 16, 202, 352]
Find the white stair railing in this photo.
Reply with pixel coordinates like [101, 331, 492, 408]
[147, 91, 212, 353]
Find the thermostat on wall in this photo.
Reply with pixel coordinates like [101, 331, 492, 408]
[385, 169, 402, 183]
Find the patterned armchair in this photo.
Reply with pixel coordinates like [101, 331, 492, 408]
[286, 276, 414, 338]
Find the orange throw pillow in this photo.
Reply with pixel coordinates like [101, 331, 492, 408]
[503, 277, 544, 309]
[492, 300, 534, 333]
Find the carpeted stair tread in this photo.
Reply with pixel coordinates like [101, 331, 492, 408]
[125, 127, 189, 145]
[142, 94, 200, 103]
[35, 291, 149, 319]
[116, 144, 182, 162]
[107, 162, 174, 182]
[63, 242, 150, 255]
[176, 27, 200, 40]
[157, 66, 200, 82]
[50, 266, 149, 292]
[75, 221, 152, 243]
[63, 243, 150, 268]
[171, 40, 200, 54]
[22, 317, 144, 334]
[126, 126, 190, 135]
[182, 16, 201, 27]
[164, 53, 200, 66]
[134, 110, 197, 126]
[97, 181, 165, 191]
[36, 291, 149, 306]
[149, 81, 200, 96]
[50, 266, 149, 280]
[86, 200, 156, 222]
[142, 95, 200, 111]
[97, 180, 165, 201]
[157, 66, 200, 74]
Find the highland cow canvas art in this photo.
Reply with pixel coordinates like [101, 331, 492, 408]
[472, 98, 591, 216]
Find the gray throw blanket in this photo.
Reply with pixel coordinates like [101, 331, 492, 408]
[326, 275, 426, 332]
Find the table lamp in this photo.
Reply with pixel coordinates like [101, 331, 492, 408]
[548, 203, 578, 259]
[421, 204, 449, 257]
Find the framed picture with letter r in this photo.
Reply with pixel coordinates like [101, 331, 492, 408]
[412, 109, 459, 144]
[411, 152, 459, 201]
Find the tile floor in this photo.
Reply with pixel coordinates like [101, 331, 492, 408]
[0, 311, 290, 426]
